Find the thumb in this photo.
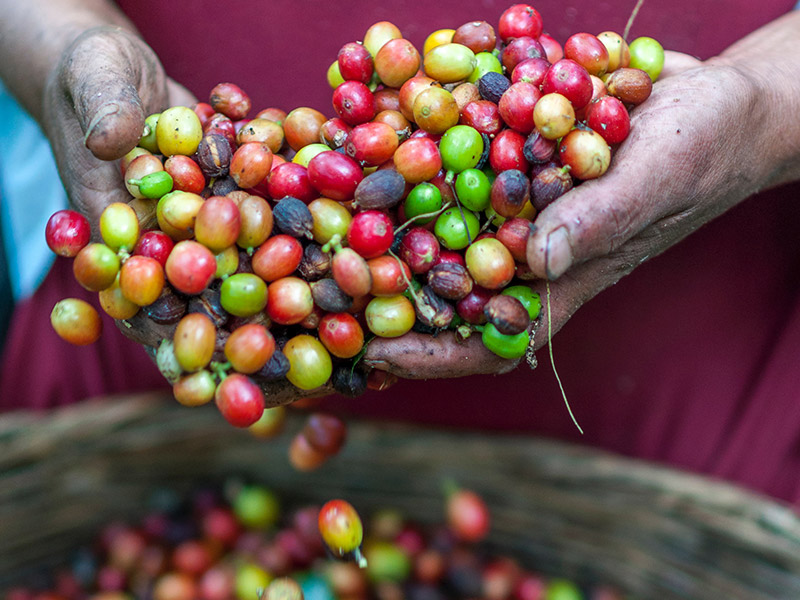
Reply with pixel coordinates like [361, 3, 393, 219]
[59, 27, 165, 161]
[44, 27, 170, 225]
[525, 164, 656, 281]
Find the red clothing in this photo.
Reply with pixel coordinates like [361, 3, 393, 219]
[3, 0, 800, 502]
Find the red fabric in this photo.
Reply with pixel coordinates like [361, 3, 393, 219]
[3, 0, 800, 502]
[0, 257, 169, 410]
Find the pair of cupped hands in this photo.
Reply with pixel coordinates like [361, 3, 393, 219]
[46, 26, 766, 401]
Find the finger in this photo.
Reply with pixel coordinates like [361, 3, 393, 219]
[362, 330, 520, 379]
[659, 50, 703, 79]
[260, 380, 335, 408]
[44, 27, 170, 226]
[59, 27, 166, 160]
[526, 75, 722, 281]
[526, 157, 659, 281]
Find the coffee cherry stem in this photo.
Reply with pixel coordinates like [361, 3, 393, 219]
[387, 250, 436, 320]
[353, 547, 368, 569]
[453, 195, 475, 246]
[321, 233, 344, 254]
[392, 202, 453, 236]
[455, 324, 474, 341]
[210, 360, 232, 381]
[623, 0, 647, 40]
[444, 169, 456, 185]
[479, 213, 497, 235]
[350, 334, 376, 370]
[545, 280, 583, 434]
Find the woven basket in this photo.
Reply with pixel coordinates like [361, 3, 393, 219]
[2, 393, 800, 599]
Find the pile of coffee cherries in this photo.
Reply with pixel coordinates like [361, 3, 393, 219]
[5, 482, 624, 600]
[46, 3, 664, 428]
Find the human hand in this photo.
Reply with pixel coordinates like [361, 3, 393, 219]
[523, 50, 769, 343]
[42, 25, 195, 231]
[362, 50, 771, 379]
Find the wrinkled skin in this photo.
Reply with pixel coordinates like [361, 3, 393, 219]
[42, 26, 195, 230]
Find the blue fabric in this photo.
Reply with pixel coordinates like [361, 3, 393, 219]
[0, 82, 67, 301]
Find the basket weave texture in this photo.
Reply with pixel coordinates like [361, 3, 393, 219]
[2, 393, 800, 599]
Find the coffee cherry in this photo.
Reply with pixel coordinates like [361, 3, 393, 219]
[215, 374, 265, 428]
[365, 295, 415, 338]
[73, 243, 120, 291]
[394, 137, 442, 183]
[318, 500, 364, 558]
[220, 273, 268, 317]
[453, 20, 496, 54]
[173, 370, 217, 407]
[559, 128, 611, 180]
[283, 334, 333, 390]
[542, 59, 593, 110]
[465, 238, 515, 290]
[368, 255, 411, 296]
[434, 208, 480, 251]
[230, 142, 273, 189]
[597, 31, 630, 72]
[283, 106, 327, 151]
[98, 275, 140, 320]
[423, 43, 477, 84]
[347, 210, 395, 260]
[232, 484, 280, 530]
[195, 196, 241, 253]
[45, 210, 91, 257]
[165, 240, 216, 295]
[564, 33, 610, 77]
[482, 322, 530, 358]
[586, 95, 631, 144]
[413, 87, 460, 135]
[338, 41, 374, 84]
[156, 106, 203, 157]
[319, 313, 365, 359]
[119, 255, 165, 306]
[237, 195, 274, 250]
[375, 38, 420, 88]
[446, 489, 490, 543]
[266, 276, 314, 325]
[628, 36, 665, 81]
[173, 313, 216, 372]
[332, 80, 376, 126]
[51, 298, 102, 345]
[498, 4, 543, 42]
[209, 82, 252, 120]
[99, 202, 140, 253]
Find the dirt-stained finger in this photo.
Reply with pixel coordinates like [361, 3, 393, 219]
[362, 330, 521, 379]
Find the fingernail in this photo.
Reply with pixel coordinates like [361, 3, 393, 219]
[545, 226, 572, 279]
[84, 102, 120, 145]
